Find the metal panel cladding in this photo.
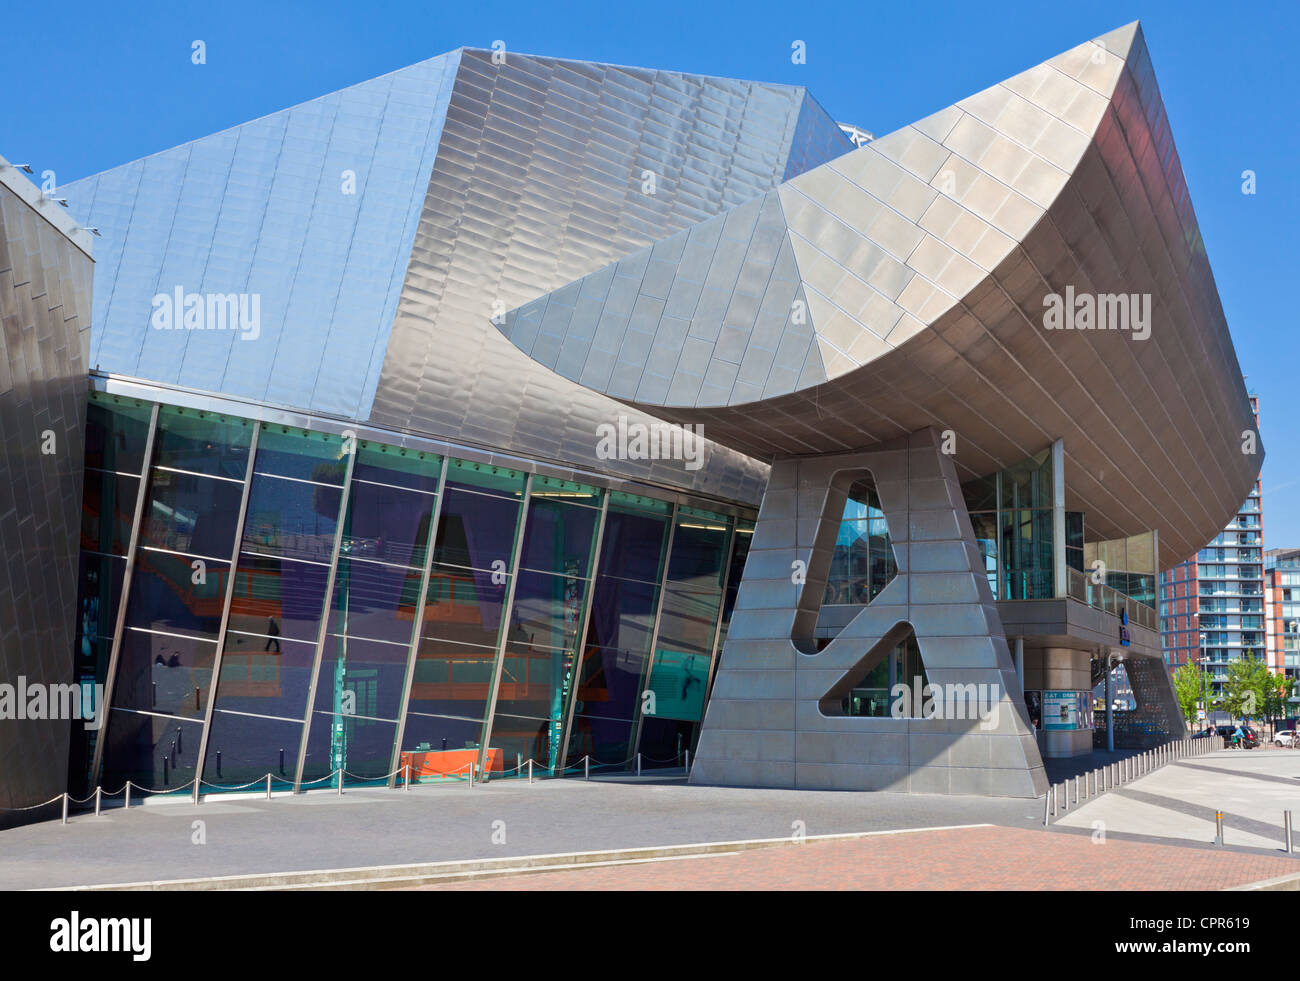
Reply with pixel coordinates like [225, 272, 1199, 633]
[62, 51, 461, 421]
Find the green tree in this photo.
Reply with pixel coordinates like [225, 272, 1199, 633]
[1264, 672, 1294, 727]
[1171, 662, 1203, 730]
[1222, 655, 1269, 721]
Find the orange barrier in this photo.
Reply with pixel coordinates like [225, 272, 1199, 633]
[400, 747, 502, 779]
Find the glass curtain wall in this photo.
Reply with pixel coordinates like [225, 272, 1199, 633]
[205, 424, 346, 789]
[565, 494, 672, 771]
[100, 406, 252, 792]
[74, 396, 750, 795]
[68, 393, 154, 792]
[963, 449, 1056, 600]
[639, 507, 734, 768]
[823, 477, 895, 605]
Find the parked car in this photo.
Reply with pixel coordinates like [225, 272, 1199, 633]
[1212, 725, 1259, 749]
[1274, 730, 1297, 748]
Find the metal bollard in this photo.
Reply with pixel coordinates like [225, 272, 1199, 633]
[528, 759, 533, 784]
[1286, 811, 1293, 854]
[636, 753, 642, 777]
[95, 787, 101, 817]
[1044, 791, 1051, 825]
[61, 793, 68, 826]
[684, 749, 690, 775]
[266, 773, 272, 800]
[1050, 785, 1057, 816]
[1073, 776, 1079, 805]
[1215, 810, 1224, 846]
[405, 763, 411, 792]
[584, 755, 589, 781]
[337, 768, 343, 796]
[124, 781, 131, 811]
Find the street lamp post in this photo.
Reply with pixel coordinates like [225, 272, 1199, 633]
[1199, 631, 1209, 727]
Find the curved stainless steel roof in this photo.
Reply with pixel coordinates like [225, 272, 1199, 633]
[499, 23, 1261, 566]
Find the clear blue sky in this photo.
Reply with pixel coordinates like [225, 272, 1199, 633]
[4, 0, 1296, 549]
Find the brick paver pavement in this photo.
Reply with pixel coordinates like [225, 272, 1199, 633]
[418, 826, 1300, 890]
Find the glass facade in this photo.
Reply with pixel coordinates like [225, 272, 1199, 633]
[823, 477, 895, 605]
[70, 397, 748, 796]
[964, 449, 1055, 600]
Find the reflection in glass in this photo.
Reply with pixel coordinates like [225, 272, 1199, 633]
[301, 713, 397, 786]
[101, 711, 202, 792]
[433, 489, 521, 570]
[596, 508, 668, 583]
[328, 558, 423, 645]
[655, 589, 723, 657]
[226, 553, 329, 643]
[84, 394, 153, 474]
[253, 425, 346, 483]
[112, 629, 217, 719]
[408, 636, 496, 720]
[242, 474, 340, 563]
[202, 712, 303, 788]
[81, 469, 138, 556]
[153, 405, 251, 478]
[584, 576, 658, 654]
[125, 553, 230, 639]
[354, 442, 441, 493]
[214, 633, 316, 720]
[345, 480, 435, 568]
[421, 565, 508, 648]
[666, 511, 730, 589]
[313, 634, 409, 721]
[141, 469, 244, 557]
[519, 497, 598, 576]
[509, 571, 588, 653]
[823, 478, 894, 604]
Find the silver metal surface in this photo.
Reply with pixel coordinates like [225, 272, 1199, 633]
[499, 24, 1259, 568]
[62, 48, 854, 508]
[62, 53, 462, 422]
[369, 49, 851, 504]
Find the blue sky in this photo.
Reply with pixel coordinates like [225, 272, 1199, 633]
[5, 0, 1297, 547]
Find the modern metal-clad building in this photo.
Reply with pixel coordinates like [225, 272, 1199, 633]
[0, 22, 1259, 816]
[0, 154, 93, 827]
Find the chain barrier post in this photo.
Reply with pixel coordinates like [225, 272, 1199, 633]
[266, 773, 272, 800]
[94, 787, 101, 817]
